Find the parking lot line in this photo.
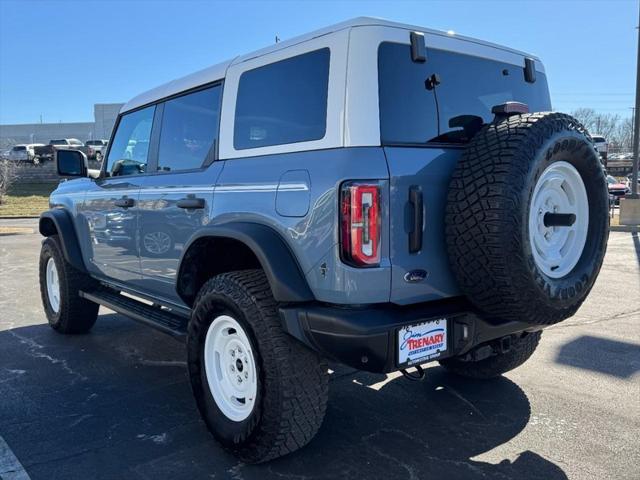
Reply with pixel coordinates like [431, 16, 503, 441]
[0, 435, 30, 480]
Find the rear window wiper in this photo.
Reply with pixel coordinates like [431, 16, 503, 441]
[426, 115, 485, 144]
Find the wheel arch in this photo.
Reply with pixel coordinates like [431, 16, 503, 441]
[176, 222, 314, 306]
[39, 209, 87, 273]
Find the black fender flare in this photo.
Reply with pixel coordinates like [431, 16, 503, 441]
[39, 209, 87, 273]
[177, 222, 314, 303]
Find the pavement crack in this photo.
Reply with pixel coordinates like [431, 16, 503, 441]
[23, 444, 109, 470]
[550, 308, 640, 330]
[6, 331, 87, 382]
[68, 414, 93, 428]
[442, 385, 487, 420]
[362, 429, 422, 480]
[227, 462, 246, 480]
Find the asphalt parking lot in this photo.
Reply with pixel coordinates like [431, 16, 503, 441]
[0, 221, 638, 480]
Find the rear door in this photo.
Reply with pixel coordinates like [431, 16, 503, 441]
[137, 83, 224, 303]
[378, 34, 552, 305]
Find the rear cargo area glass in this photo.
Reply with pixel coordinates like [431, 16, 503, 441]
[378, 42, 552, 145]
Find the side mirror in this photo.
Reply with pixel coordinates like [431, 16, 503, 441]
[56, 149, 88, 177]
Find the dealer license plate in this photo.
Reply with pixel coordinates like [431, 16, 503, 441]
[398, 318, 448, 367]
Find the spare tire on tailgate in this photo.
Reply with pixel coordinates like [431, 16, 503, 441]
[445, 112, 609, 326]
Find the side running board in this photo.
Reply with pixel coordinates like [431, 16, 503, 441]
[80, 287, 188, 339]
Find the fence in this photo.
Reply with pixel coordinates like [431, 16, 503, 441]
[13, 159, 102, 183]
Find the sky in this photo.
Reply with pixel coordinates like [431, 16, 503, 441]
[0, 0, 637, 125]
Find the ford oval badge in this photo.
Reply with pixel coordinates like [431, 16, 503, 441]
[404, 269, 428, 283]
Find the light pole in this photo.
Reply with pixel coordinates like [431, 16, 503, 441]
[620, 4, 640, 225]
[630, 5, 640, 198]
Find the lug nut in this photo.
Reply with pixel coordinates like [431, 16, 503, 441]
[244, 372, 248, 379]
[237, 375, 242, 383]
[230, 365, 235, 372]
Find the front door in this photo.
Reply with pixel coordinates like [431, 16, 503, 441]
[80, 105, 156, 284]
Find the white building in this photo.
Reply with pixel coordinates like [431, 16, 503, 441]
[0, 103, 124, 149]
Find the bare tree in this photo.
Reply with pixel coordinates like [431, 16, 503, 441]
[572, 108, 598, 129]
[572, 108, 620, 139]
[613, 117, 634, 150]
[0, 159, 17, 205]
[571, 108, 633, 151]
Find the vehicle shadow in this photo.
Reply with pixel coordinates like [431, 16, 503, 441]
[555, 335, 640, 378]
[0, 315, 567, 480]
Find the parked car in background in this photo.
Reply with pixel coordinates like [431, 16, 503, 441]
[607, 175, 629, 203]
[34, 138, 86, 162]
[85, 139, 109, 161]
[592, 135, 608, 161]
[626, 172, 640, 190]
[607, 152, 634, 175]
[8, 144, 44, 164]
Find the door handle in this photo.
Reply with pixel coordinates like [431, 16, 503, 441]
[176, 197, 205, 209]
[114, 197, 135, 208]
[409, 186, 423, 253]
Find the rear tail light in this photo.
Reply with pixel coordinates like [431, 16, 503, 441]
[340, 181, 381, 267]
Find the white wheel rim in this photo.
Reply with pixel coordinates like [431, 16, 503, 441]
[46, 257, 61, 313]
[528, 161, 589, 278]
[204, 315, 258, 422]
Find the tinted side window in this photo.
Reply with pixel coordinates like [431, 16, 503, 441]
[105, 106, 155, 176]
[234, 48, 330, 150]
[157, 85, 221, 172]
[378, 42, 552, 145]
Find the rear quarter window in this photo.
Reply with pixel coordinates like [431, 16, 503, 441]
[378, 42, 552, 145]
[233, 48, 330, 150]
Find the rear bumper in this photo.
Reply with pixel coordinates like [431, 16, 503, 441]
[280, 297, 539, 373]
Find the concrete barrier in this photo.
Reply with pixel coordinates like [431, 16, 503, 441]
[619, 197, 640, 227]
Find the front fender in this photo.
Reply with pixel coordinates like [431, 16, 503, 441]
[39, 209, 87, 272]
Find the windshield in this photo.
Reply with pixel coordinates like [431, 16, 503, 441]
[606, 176, 618, 184]
[11, 146, 26, 151]
[50, 140, 67, 145]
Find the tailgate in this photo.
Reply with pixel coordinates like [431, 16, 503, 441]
[385, 146, 461, 305]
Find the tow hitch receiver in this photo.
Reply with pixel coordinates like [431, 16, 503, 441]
[459, 334, 516, 362]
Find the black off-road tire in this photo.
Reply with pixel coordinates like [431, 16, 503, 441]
[446, 112, 609, 326]
[187, 270, 329, 463]
[39, 235, 99, 333]
[440, 331, 542, 379]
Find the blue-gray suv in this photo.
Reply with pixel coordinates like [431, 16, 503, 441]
[38, 18, 609, 463]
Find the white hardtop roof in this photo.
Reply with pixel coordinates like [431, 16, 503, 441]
[121, 16, 540, 114]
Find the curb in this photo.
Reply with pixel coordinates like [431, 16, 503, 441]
[611, 225, 639, 233]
